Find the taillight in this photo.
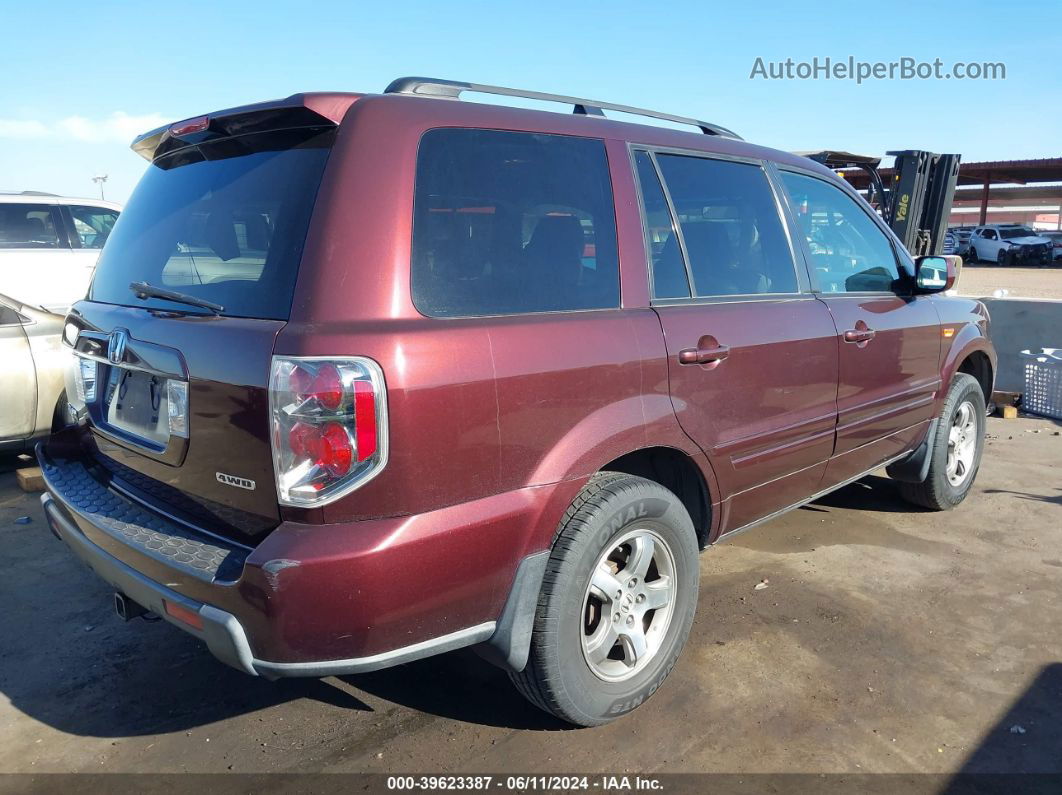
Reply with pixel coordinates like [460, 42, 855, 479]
[269, 357, 387, 507]
[73, 356, 97, 403]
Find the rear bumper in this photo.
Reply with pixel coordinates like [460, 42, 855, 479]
[42, 492, 494, 677]
[39, 446, 575, 676]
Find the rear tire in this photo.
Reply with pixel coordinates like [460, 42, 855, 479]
[50, 391, 69, 433]
[510, 472, 699, 727]
[898, 373, 985, 511]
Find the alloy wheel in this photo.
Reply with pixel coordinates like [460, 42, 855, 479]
[580, 528, 677, 682]
[946, 400, 978, 487]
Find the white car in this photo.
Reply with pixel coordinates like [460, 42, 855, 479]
[966, 224, 1053, 266]
[0, 192, 121, 313]
[0, 294, 67, 452]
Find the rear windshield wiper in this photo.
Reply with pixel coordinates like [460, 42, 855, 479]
[128, 281, 224, 315]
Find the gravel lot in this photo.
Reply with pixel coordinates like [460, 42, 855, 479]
[1, 415, 1060, 783]
[957, 264, 1062, 300]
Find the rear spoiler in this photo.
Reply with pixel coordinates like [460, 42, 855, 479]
[130, 92, 361, 162]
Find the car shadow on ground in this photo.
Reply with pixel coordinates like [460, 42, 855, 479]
[0, 561, 561, 738]
[982, 487, 1062, 507]
[944, 662, 1062, 785]
[1, 590, 561, 738]
[804, 475, 929, 514]
[0, 452, 34, 475]
[339, 651, 570, 731]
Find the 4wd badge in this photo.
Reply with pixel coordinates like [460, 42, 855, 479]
[216, 472, 256, 491]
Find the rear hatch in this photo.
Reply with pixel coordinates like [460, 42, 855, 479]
[64, 100, 348, 544]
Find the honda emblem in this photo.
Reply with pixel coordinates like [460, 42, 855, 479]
[108, 328, 128, 365]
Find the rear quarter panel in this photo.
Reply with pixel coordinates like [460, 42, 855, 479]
[279, 95, 706, 546]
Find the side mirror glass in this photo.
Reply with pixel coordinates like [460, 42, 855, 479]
[915, 255, 957, 292]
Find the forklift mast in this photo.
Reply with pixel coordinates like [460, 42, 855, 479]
[799, 150, 961, 256]
[886, 151, 961, 256]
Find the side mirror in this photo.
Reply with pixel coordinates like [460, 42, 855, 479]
[915, 255, 957, 293]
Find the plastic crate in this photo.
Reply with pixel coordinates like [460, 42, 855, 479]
[1021, 348, 1062, 420]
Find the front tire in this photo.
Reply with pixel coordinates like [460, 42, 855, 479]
[898, 373, 986, 511]
[510, 472, 699, 726]
[966, 247, 978, 264]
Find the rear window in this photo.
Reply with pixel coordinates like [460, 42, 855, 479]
[88, 129, 333, 320]
[411, 129, 619, 317]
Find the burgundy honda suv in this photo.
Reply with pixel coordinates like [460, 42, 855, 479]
[40, 78, 995, 726]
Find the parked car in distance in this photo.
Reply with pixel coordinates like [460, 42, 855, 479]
[966, 224, 1053, 266]
[942, 230, 959, 255]
[40, 78, 996, 727]
[950, 226, 974, 255]
[0, 192, 121, 313]
[0, 294, 67, 452]
[1040, 230, 1062, 260]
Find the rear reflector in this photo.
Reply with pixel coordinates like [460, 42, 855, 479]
[164, 600, 204, 630]
[353, 380, 378, 460]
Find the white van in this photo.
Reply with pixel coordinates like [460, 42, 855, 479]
[0, 192, 121, 312]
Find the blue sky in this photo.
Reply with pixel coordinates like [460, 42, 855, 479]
[3, 0, 1059, 204]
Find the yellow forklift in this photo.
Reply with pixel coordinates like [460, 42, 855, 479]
[799, 150, 961, 257]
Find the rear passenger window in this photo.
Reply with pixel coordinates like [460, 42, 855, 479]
[633, 151, 689, 299]
[412, 129, 619, 317]
[0, 204, 61, 249]
[655, 154, 797, 297]
[780, 171, 900, 293]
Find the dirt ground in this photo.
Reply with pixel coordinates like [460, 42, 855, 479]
[956, 263, 1062, 300]
[1, 415, 1060, 782]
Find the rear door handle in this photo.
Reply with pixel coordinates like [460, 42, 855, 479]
[678, 344, 730, 365]
[843, 328, 876, 344]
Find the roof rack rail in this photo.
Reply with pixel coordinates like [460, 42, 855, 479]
[384, 77, 742, 140]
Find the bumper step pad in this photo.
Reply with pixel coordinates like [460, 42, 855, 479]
[40, 455, 246, 582]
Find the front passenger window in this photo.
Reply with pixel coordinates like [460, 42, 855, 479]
[69, 206, 119, 249]
[780, 172, 900, 294]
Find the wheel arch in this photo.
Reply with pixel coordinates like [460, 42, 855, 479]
[957, 349, 994, 406]
[940, 322, 995, 409]
[600, 446, 714, 549]
[480, 446, 714, 674]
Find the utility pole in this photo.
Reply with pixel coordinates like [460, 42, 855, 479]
[92, 174, 108, 201]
